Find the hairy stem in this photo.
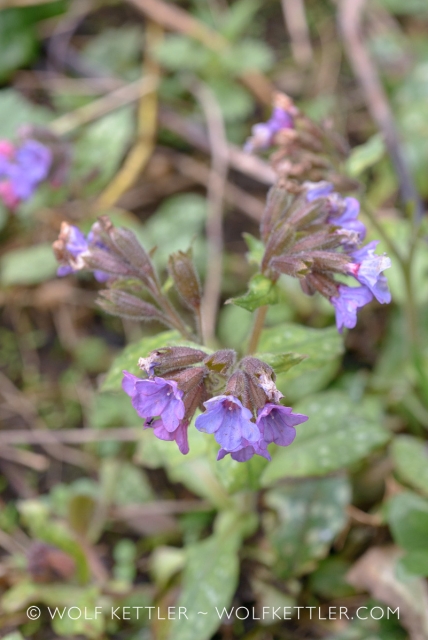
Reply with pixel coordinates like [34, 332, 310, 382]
[247, 306, 268, 355]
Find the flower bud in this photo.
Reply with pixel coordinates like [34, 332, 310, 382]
[203, 349, 236, 374]
[97, 290, 169, 324]
[269, 255, 311, 278]
[168, 249, 202, 311]
[146, 346, 208, 376]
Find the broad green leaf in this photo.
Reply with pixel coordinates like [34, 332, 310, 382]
[223, 40, 274, 74]
[144, 193, 207, 269]
[136, 425, 230, 508]
[388, 492, 428, 551]
[256, 351, 306, 375]
[0, 10, 38, 83]
[155, 35, 210, 72]
[264, 477, 350, 578]
[101, 330, 205, 393]
[1, 244, 57, 286]
[218, 304, 253, 350]
[82, 26, 143, 80]
[72, 107, 134, 194]
[258, 323, 344, 399]
[346, 134, 385, 178]
[400, 550, 428, 577]
[392, 435, 428, 497]
[167, 514, 245, 640]
[220, 0, 261, 40]
[261, 391, 389, 486]
[228, 274, 279, 312]
[214, 452, 268, 493]
[209, 77, 254, 121]
[0, 89, 51, 138]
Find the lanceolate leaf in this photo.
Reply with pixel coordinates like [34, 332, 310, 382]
[261, 391, 390, 486]
[264, 477, 350, 578]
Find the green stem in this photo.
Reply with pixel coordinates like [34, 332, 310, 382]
[247, 306, 268, 355]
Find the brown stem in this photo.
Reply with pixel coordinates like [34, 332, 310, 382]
[247, 306, 268, 355]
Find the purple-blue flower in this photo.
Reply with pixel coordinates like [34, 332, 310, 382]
[217, 438, 271, 462]
[56, 222, 109, 282]
[0, 139, 52, 208]
[150, 418, 189, 455]
[245, 106, 294, 153]
[330, 284, 373, 332]
[256, 403, 307, 447]
[122, 371, 185, 432]
[328, 196, 366, 242]
[195, 395, 259, 451]
[304, 181, 334, 202]
[348, 241, 391, 304]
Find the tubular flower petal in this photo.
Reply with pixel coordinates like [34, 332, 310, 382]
[256, 403, 307, 446]
[330, 285, 373, 332]
[195, 395, 259, 451]
[122, 372, 185, 432]
[348, 241, 392, 303]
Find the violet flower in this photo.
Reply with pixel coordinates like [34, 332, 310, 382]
[151, 418, 189, 455]
[195, 395, 259, 451]
[122, 371, 185, 432]
[0, 139, 51, 209]
[304, 181, 334, 202]
[347, 241, 392, 304]
[256, 403, 307, 447]
[330, 284, 373, 332]
[217, 438, 271, 462]
[245, 106, 294, 153]
[328, 196, 366, 243]
[56, 222, 109, 282]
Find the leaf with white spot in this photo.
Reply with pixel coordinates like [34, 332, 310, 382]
[261, 391, 390, 486]
[264, 477, 351, 578]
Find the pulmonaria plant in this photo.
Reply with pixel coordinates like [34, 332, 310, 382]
[52, 92, 392, 462]
[122, 347, 307, 459]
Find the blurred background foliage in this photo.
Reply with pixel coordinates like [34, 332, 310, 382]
[0, 0, 428, 639]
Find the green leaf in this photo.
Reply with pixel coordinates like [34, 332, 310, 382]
[264, 477, 350, 578]
[0, 10, 38, 83]
[155, 35, 210, 72]
[228, 274, 279, 312]
[101, 330, 205, 393]
[144, 193, 207, 269]
[81, 26, 143, 80]
[72, 107, 134, 194]
[0, 89, 51, 138]
[388, 491, 428, 551]
[223, 39, 274, 74]
[400, 550, 428, 577]
[258, 323, 344, 400]
[392, 435, 428, 497]
[243, 232, 264, 266]
[379, 0, 428, 15]
[167, 513, 245, 640]
[256, 351, 306, 375]
[346, 134, 385, 178]
[261, 391, 390, 486]
[220, 0, 261, 40]
[1, 244, 58, 286]
[214, 452, 268, 493]
[209, 77, 254, 122]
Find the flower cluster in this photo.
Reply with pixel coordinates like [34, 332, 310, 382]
[244, 93, 297, 153]
[122, 347, 307, 460]
[0, 138, 52, 210]
[54, 221, 110, 282]
[258, 179, 391, 332]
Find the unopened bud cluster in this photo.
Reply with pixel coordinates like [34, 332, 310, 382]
[245, 94, 392, 332]
[122, 347, 307, 460]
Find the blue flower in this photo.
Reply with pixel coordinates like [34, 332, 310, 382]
[55, 222, 109, 282]
[304, 181, 334, 202]
[256, 403, 307, 446]
[0, 139, 51, 208]
[217, 438, 271, 462]
[195, 395, 259, 451]
[151, 418, 190, 455]
[330, 284, 373, 332]
[245, 106, 294, 152]
[328, 196, 366, 243]
[348, 241, 391, 304]
[122, 372, 185, 432]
